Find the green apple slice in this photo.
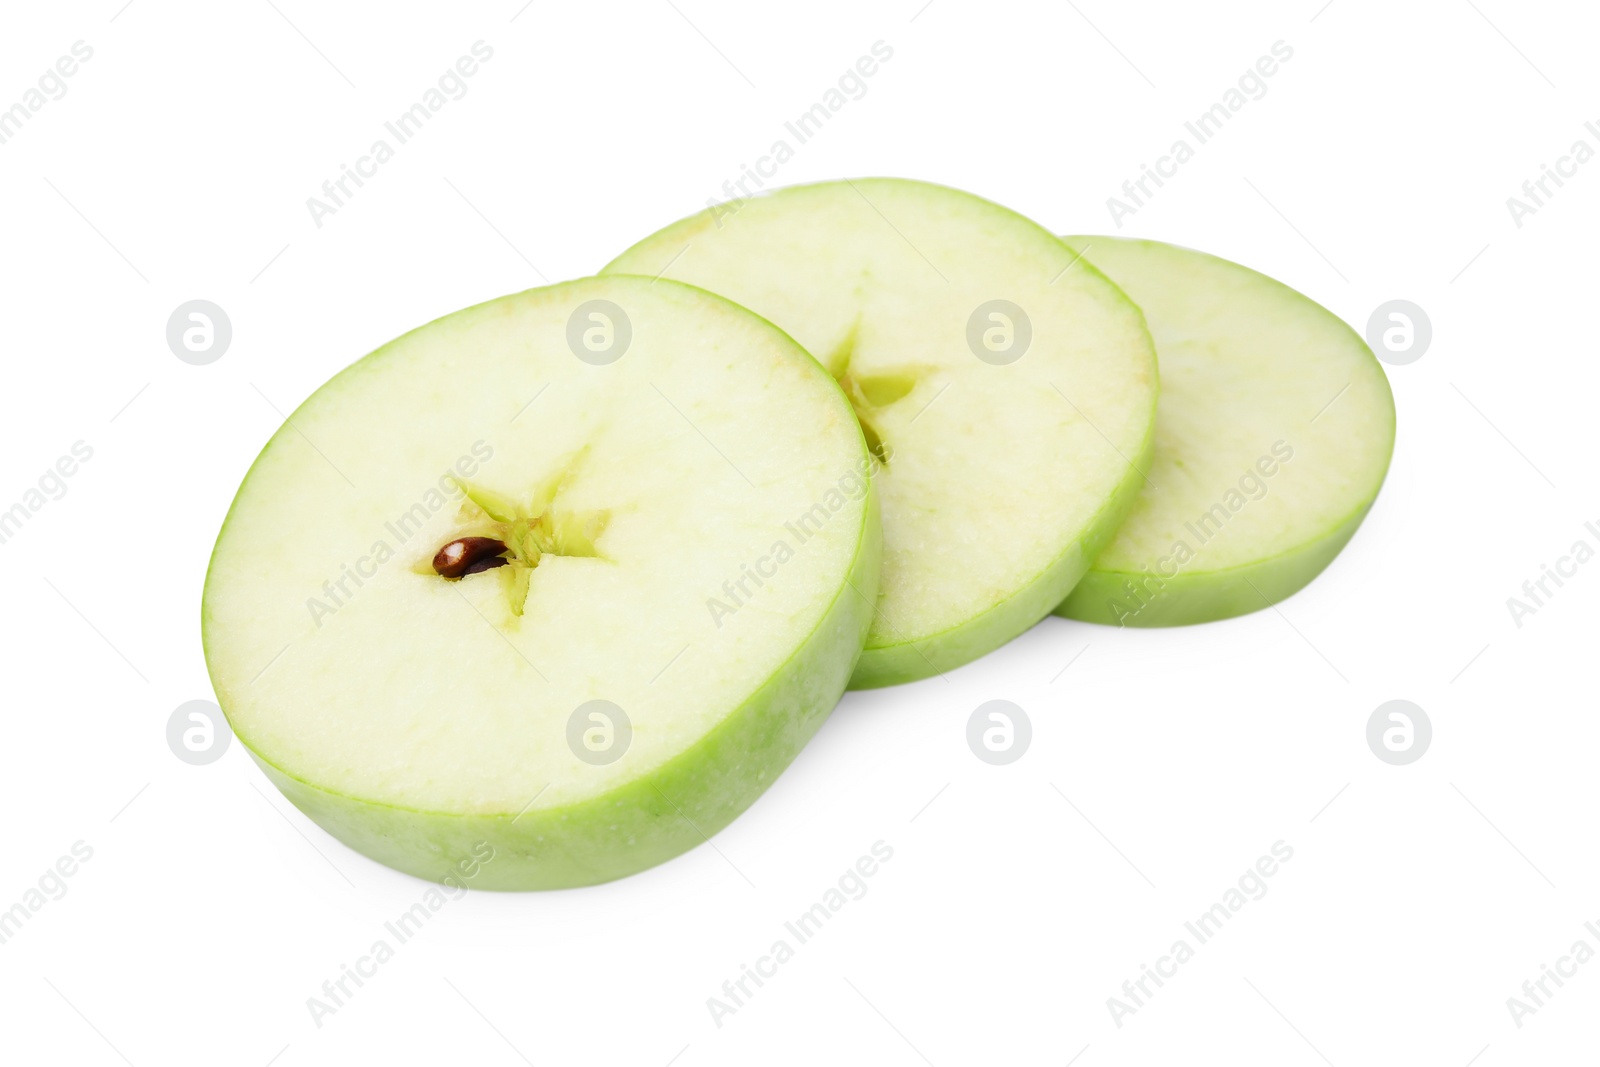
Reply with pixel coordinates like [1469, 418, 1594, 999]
[1054, 237, 1395, 626]
[202, 275, 880, 889]
[604, 180, 1157, 687]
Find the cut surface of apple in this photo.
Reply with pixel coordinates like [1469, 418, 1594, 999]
[1054, 237, 1395, 626]
[604, 180, 1157, 687]
[202, 276, 880, 889]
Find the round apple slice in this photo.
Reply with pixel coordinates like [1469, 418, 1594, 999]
[604, 180, 1157, 687]
[202, 276, 880, 889]
[1053, 237, 1396, 626]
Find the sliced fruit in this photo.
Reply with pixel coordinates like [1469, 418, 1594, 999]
[1053, 237, 1395, 626]
[604, 179, 1158, 687]
[202, 275, 880, 889]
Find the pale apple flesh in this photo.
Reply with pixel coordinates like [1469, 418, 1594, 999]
[1053, 237, 1395, 627]
[604, 180, 1158, 687]
[202, 276, 880, 888]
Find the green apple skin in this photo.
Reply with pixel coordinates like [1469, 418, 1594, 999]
[237, 491, 877, 890]
[1053, 237, 1395, 628]
[214, 472, 879, 892]
[1058, 502, 1371, 627]
[201, 277, 882, 890]
[849, 423, 1151, 687]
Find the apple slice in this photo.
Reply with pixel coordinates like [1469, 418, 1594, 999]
[1053, 237, 1395, 626]
[202, 276, 880, 889]
[604, 179, 1157, 687]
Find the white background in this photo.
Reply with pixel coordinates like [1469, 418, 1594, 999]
[1, 1, 1595, 1063]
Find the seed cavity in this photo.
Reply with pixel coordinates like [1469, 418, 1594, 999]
[859, 418, 892, 466]
[439, 467, 611, 615]
[433, 536, 509, 579]
[830, 323, 932, 470]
